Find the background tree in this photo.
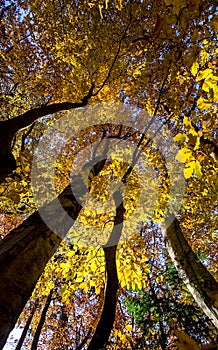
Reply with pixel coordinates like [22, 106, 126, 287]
[123, 243, 218, 349]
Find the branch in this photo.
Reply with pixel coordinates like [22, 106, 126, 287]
[93, 19, 131, 96]
[76, 328, 92, 350]
[0, 149, 109, 348]
[174, 330, 218, 350]
[15, 300, 39, 350]
[0, 83, 95, 181]
[8, 82, 95, 134]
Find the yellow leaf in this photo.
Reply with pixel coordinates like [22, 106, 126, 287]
[202, 81, 210, 92]
[176, 148, 192, 163]
[191, 61, 199, 76]
[120, 278, 126, 288]
[135, 280, 142, 289]
[200, 50, 209, 65]
[55, 43, 61, 50]
[76, 276, 83, 283]
[197, 97, 212, 111]
[121, 333, 126, 342]
[173, 133, 187, 143]
[15, 167, 21, 174]
[80, 282, 89, 293]
[194, 137, 201, 150]
[83, 208, 92, 216]
[90, 259, 97, 271]
[61, 290, 71, 302]
[202, 39, 208, 45]
[24, 164, 30, 172]
[184, 162, 195, 179]
[95, 285, 101, 295]
[189, 130, 198, 139]
[183, 116, 192, 128]
[66, 250, 75, 257]
[156, 275, 164, 283]
[194, 160, 202, 179]
[202, 189, 208, 196]
[196, 68, 213, 82]
[125, 324, 132, 331]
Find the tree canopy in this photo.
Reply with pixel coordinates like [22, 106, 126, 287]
[0, 0, 218, 349]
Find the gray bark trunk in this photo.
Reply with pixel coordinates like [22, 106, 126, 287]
[161, 217, 218, 329]
[0, 182, 82, 349]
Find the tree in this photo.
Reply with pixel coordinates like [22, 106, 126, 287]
[0, 0, 218, 348]
[123, 230, 217, 349]
[30, 289, 53, 350]
[15, 300, 38, 350]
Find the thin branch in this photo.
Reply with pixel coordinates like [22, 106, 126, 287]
[93, 18, 131, 97]
[76, 328, 92, 350]
[20, 122, 36, 152]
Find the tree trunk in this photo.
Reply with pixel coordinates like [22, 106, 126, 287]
[31, 289, 53, 350]
[15, 301, 38, 350]
[0, 157, 106, 349]
[87, 191, 124, 350]
[161, 217, 218, 329]
[0, 182, 82, 349]
[87, 246, 119, 350]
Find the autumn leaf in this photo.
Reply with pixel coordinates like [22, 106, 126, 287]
[191, 61, 199, 76]
[184, 162, 195, 179]
[176, 148, 193, 163]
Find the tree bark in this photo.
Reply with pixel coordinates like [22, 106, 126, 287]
[15, 301, 38, 350]
[87, 191, 124, 350]
[0, 182, 82, 349]
[174, 330, 218, 350]
[31, 289, 53, 350]
[0, 84, 94, 181]
[161, 217, 218, 329]
[0, 157, 106, 349]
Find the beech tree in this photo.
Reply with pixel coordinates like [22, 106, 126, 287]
[0, 0, 218, 349]
[124, 234, 218, 349]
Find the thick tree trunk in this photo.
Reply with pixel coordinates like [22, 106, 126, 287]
[161, 217, 218, 329]
[0, 157, 106, 349]
[0, 182, 82, 349]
